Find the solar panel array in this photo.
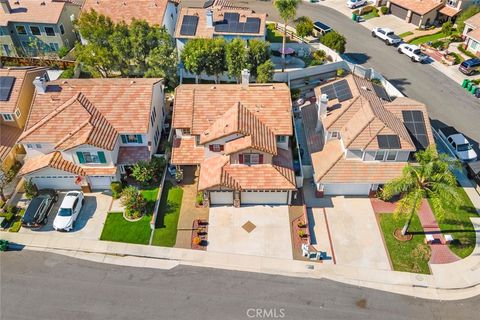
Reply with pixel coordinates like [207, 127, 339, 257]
[214, 12, 261, 34]
[402, 110, 429, 149]
[377, 135, 401, 149]
[320, 80, 353, 102]
[180, 15, 199, 36]
[0, 76, 16, 102]
[203, 0, 215, 8]
[372, 83, 391, 101]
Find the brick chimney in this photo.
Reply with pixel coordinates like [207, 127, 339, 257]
[0, 0, 11, 14]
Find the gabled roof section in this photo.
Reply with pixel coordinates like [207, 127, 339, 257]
[19, 93, 118, 151]
[19, 152, 85, 176]
[173, 83, 292, 136]
[0, 67, 48, 113]
[0, 124, 22, 162]
[82, 0, 175, 26]
[201, 103, 277, 155]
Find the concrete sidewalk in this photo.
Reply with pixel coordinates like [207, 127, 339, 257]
[1, 219, 479, 301]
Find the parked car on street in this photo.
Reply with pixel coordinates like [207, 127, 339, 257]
[346, 0, 367, 8]
[466, 160, 480, 187]
[438, 126, 477, 162]
[21, 189, 58, 229]
[53, 191, 84, 232]
[313, 21, 332, 36]
[398, 44, 428, 62]
[371, 27, 402, 46]
[458, 58, 480, 75]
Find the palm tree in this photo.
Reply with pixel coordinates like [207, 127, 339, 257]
[273, 0, 300, 71]
[380, 146, 462, 236]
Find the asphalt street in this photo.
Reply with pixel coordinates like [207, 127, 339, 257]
[1, 251, 479, 320]
[181, 0, 480, 150]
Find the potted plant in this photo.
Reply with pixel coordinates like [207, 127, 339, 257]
[175, 169, 183, 183]
[297, 220, 306, 228]
[196, 227, 206, 235]
[298, 230, 306, 238]
[192, 236, 202, 246]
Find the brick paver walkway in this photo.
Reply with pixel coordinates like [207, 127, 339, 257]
[371, 198, 460, 264]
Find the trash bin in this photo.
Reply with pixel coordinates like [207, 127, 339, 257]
[467, 82, 474, 91]
[476, 89, 480, 98]
[0, 240, 8, 252]
[462, 79, 470, 88]
[471, 85, 478, 94]
[352, 13, 357, 21]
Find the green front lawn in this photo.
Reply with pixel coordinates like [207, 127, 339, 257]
[361, 11, 379, 20]
[151, 182, 183, 247]
[409, 30, 460, 45]
[398, 31, 413, 39]
[99, 187, 159, 244]
[430, 187, 478, 258]
[379, 213, 431, 274]
[266, 23, 294, 43]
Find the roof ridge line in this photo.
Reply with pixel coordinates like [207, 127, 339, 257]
[272, 164, 296, 187]
[326, 95, 361, 130]
[54, 119, 91, 150]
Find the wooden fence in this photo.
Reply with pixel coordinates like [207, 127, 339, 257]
[0, 56, 75, 69]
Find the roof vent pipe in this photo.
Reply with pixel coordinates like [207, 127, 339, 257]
[0, 0, 11, 13]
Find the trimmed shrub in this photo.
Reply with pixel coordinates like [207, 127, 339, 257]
[380, 6, 389, 15]
[320, 31, 347, 54]
[24, 179, 38, 199]
[110, 181, 123, 199]
[458, 44, 477, 58]
[337, 68, 346, 77]
[121, 186, 147, 219]
[8, 209, 25, 233]
[0, 205, 17, 221]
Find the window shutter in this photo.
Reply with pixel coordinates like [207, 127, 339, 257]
[259, 154, 264, 164]
[136, 135, 143, 144]
[98, 151, 107, 164]
[209, 145, 214, 151]
[76, 152, 85, 164]
[121, 135, 127, 143]
[220, 145, 224, 151]
[239, 154, 244, 164]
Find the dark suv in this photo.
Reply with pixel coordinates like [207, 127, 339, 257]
[459, 58, 480, 75]
[22, 190, 58, 228]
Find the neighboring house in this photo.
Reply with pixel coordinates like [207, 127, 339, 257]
[81, 0, 179, 37]
[175, 0, 266, 52]
[384, 0, 472, 26]
[18, 78, 166, 191]
[0, 66, 48, 172]
[0, 0, 81, 57]
[300, 74, 434, 197]
[463, 12, 480, 55]
[171, 73, 296, 206]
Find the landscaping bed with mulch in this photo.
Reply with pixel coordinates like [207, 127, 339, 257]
[191, 219, 208, 250]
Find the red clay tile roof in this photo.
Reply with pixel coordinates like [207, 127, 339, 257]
[117, 146, 151, 165]
[82, 0, 174, 26]
[174, 5, 266, 39]
[201, 103, 277, 155]
[321, 159, 407, 183]
[26, 78, 161, 136]
[466, 12, 480, 29]
[83, 166, 118, 175]
[467, 28, 480, 42]
[173, 83, 292, 136]
[388, 0, 443, 15]
[19, 93, 119, 151]
[19, 152, 85, 176]
[0, 0, 79, 27]
[0, 124, 22, 162]
[171, 137, 205, 165]
[439, 5, 461, 17]
[197, 155, 230, 190]
[0, 67, 48, 113]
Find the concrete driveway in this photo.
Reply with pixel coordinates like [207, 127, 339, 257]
[208, 205, 293, 259]
[19, 191, 112, 240]
[324, 196, 391, 270]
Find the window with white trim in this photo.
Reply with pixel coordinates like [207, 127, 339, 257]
[35, 144, 42, 148]
[181, 128, 190, 135]
[386, 151, 397, 161]
[80, 152, 100, 164]
[244, 153, 259, 165]
[16, 25, 27, 35]
[44, 26, 55, 36]
[2, 113, 14, 121]
[374, 151, 386, 161]
[26, 144, 33, 149]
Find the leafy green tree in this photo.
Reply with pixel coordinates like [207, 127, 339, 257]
[204, 38, 226, 83]
[145, 32, 178, 87]
[274, 0, 300, 71]
[247, 39, 270, 77]
[380, 146, 462, 236]
[295, 16, 314, 38]
[121, 186, 147, 219]
[131, 160, 155, 185]
[181, 39, 209, 83]
[441, 21, 453, 37]
[256, 60, 274, 83]
[129, 19, 164, 74]
[109, 21, 132, 76]
[457, 5, 480, 32]
[320, 31, 347, 54]
[226, 38, 248, 82]
[24, 179, 38, 199]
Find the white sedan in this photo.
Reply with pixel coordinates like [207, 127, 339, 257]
[397, 43, 428, 62]
[347, 0, 367, 8]
[53, 191, 84, 232]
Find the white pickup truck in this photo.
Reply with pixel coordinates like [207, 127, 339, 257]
[371, 28, 402, 46]
[438, 126, 477, 162]
[397, 43, 428, 62]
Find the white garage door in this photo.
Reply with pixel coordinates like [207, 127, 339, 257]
[324, 184, 371, 196]
[210, 191, 234, 205]
[241, 191, 288, 205]
[89, 176, 112, 189]
[31, 175, 80, 190]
